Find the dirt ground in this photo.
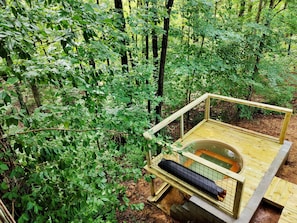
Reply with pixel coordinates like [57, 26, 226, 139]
[117, 114, 297, 223]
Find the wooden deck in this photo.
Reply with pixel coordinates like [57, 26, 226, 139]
[264, 177, 297, 223]
[145, 119, 293, 222]
[143, 93, 293, 222]
[177, 120, 287, 215]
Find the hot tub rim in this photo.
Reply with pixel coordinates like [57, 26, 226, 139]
[181, 139, 244, 173]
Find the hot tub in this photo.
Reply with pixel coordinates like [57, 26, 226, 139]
[180, 139, 243, 180]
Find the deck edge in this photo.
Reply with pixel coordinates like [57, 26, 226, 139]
[234, 140, 292, 223]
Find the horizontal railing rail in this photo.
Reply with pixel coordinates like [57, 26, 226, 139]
[143, 93, 293, 218]
[144, 93, 293, 143]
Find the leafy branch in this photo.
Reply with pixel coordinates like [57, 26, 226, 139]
[0, 128, 127, 140]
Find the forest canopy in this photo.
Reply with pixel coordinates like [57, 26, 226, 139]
[0, 0, 296, 222]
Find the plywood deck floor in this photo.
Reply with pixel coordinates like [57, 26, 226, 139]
[145, 119, 292, 223]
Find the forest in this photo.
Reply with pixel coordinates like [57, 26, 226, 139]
[0, 0, 296, 222]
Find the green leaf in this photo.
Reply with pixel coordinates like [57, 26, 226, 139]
[0, 182, 9, 191]
[0, 162, 9, 174]
[0, 90, 11, 104]
[6, 77, 19, 85]
[24, 71, 39, 78]
[63, 121, 70, 129]
[27, 201, 34, 211]
[130, 202, 144, 211]
[10, 166, 24, 178]
[6, 117, 18, 126]
[0, 32, 7, 38]
[34, 204, 42, 214]
[18, 213, 30, 223]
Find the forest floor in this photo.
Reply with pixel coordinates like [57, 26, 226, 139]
[117, 112, 297, 223]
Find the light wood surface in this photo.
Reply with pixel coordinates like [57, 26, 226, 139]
[145, 120, 294, 221]
[177, 120, 282, 214]
[145, 120, 283, 217]
[264, 177, 297, 223]
[264, 177, 295, 208]
[143, 93, 294, 222]
[279, 191, 297, 223]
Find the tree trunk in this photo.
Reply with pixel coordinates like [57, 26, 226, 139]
[247, 1, 253, 13]
[15, 84, 30, 115]
[151, 3, 158, 115]
[152, 26, 158, 71]
[287, 33, 292, 55]
[0, 125, 14, 166]
[114, 0, 129, 72]
[145, 34, 151, 114]
[1, 47, 30, 114]
[155, 0, 174, 123]
[31, 81, 42, 108]
[144, 0, 151, 114]
[152, 5, 159, 77]
[247, 0, 264, 100]
[214, 1, 218, 17]
[255, 0, 264, 23]
[248, 0, 281, 100]
[238, 0, 246, 17]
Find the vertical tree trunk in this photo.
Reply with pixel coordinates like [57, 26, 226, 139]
[247, 1, 253, 13]
[151, 2, 159, 115]
[128, 0, 137, 68]
[287, 33, 292, 55]
[155, 0, 174, 123]
[144, 1, 151, 114]
[247, 0, 264, 100]
[31, 81, 42, 108]
[2, 48, 30, 114]
[248, 0, 282, 100]
[145, 35, 151, 114]
[214, 1, 218, 17]
[152, 27, 158, 71]
[0, 124, 16, 218]
[15, 84, 30, 115]
[238, 0, 246, 17]
[255, 0, 264, 23]
[114, 0, 129, 72]
[152, 2, 159, 76]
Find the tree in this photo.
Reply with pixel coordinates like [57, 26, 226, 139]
[0, 0, 296, 221]
[114, 0, 129, 71]
[155, 0, 174, 123]
[0, 1, 148, 221]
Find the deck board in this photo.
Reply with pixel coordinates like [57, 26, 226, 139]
[145, 119, 292, 222]
[279, 196, 297, 223]
[144, 94, 293, 222]
[178, 120, 282, 215]
[263, 178, 297, 223]
[264, 177, 295, 208]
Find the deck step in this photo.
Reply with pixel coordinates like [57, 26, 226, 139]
[263, 177, 297, 223]
[264, 177, 295, 208]
[278, 190, 297, 223]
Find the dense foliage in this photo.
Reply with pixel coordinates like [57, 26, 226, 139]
[0, 0, 296, 222]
